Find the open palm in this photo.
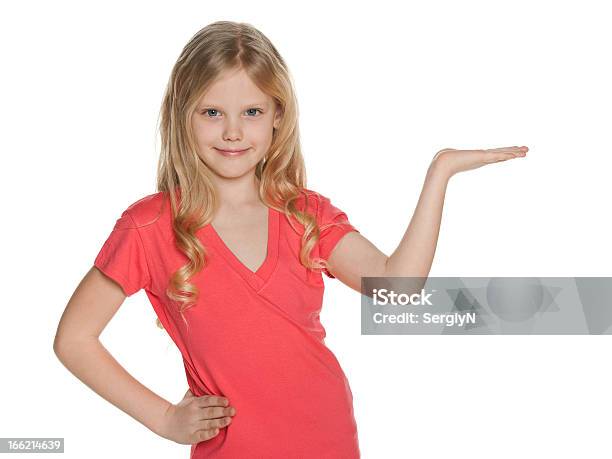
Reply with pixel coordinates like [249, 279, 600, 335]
[433, 145, 529, 177]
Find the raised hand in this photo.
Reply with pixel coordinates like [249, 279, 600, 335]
[432, 145, 528, 178]
[158, 389, 236, 445]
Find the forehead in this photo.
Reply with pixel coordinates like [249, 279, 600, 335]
[197, 68, 271, 107]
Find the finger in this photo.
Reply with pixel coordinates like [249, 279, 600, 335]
[470, 148, 514, 156]
[198, 395, 230, 408]
[197, 416, 233, 431]
[199, 406, 235, 420]
[185, 389, 193, 397]
[193, 427, 220, 443]
[484, 152, 517, 163]
[485, 146, 528, 153]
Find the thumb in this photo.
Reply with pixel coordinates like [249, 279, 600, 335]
[185, 388, 194, 398]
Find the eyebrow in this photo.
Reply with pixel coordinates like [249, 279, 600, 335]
[199, 101, 268, 109]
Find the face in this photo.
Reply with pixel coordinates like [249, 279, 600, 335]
[191, 67, 282, 180]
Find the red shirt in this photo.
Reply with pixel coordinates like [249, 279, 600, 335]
[93, 188, 361, 458]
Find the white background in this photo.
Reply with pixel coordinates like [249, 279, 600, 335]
[1, 1, 611, 458]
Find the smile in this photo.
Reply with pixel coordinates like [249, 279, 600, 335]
[215, 148, 250, 157]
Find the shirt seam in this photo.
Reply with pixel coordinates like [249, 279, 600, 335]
[125, 208, 153, 292]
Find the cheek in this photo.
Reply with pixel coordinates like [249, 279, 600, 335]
[248, 123, 275, 144]
[191, 120, 274, 148]
[192, 124, 216, 145]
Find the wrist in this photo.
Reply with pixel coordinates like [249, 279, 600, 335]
[152, 400, 174, 438]
[427, 158, 452, 182]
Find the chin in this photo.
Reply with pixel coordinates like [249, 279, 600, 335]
[198, 151, 265, 178]
[208, 163, 259, 180]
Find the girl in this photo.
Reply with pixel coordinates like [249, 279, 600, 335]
[53, 21, 528, 458]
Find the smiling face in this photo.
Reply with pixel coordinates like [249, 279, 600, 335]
[191, 67, 282, 181]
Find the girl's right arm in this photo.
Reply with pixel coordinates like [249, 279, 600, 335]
[53, 267, 235, 444]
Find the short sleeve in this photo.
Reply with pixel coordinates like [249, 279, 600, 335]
[93, 209, 151, 296]
[316, 194, 360, 279]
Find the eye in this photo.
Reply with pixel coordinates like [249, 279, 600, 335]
[201, 108, 263, 117]
[245, 108, 263, 116]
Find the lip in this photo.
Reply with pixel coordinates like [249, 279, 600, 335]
[215, 147, 250, 157]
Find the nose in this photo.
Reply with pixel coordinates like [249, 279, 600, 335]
[223, 116, 243, 141]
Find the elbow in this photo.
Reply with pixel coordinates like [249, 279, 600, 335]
[381, 258, 430, 291]
[53, 334, 68, 359]
[381, 255, 390, 277]
[383, 257, 431, 280]
[53, 333, 78, 360]
[53, 332, 99, 359]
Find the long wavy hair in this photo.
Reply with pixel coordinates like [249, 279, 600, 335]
[154, 21, 328, 329]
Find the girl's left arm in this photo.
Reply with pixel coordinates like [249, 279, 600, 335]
[326, 146, 529, 293]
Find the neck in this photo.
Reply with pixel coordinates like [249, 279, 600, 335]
[209, 172, 263, 211]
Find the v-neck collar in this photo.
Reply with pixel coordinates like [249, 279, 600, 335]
[202, 206, 279, 291]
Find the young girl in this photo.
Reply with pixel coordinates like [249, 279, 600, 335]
[53, 21, 528, 458]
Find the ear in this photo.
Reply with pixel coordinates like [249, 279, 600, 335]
[273, 104, 283, 130]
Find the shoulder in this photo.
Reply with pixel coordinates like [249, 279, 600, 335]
[296, 188, 354, 227]
[115, 191, 168, 230]
[293, 187, 331, 214]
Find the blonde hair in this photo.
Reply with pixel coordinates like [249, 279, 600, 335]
[154, 21, 328, 329]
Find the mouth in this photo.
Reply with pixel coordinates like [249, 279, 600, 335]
[215, 147, 250, 157]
